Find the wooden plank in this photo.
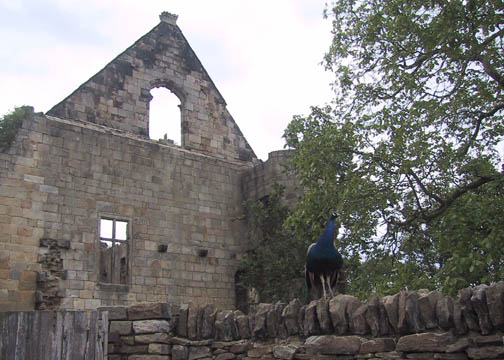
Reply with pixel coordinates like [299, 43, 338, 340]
[4, 312, 19, 359]
[100, 310, 108, 360]
[38, 311, 55, 360]
[25, 312, 39, 360]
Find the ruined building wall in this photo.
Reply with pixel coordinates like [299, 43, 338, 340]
[241, 150, 302, 209]
[0, 110, 249, 311]
[0, 13, 301, 312]
[47, 13, 256, 163]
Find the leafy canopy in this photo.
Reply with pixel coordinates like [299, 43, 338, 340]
[283, 0, 504, 296]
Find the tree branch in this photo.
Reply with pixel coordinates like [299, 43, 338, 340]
[394, 174, 503, 228]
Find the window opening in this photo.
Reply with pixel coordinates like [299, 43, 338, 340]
[99, 217, 129, 284]
[149, 87, 181, 145]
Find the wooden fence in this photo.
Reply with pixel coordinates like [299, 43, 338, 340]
[0, 310, 108, 360]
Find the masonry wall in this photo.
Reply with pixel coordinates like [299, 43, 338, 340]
[0, 110, 251, 311]
[241, 150, 301, 209]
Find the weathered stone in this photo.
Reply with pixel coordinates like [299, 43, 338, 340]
[128, 356, 169, 360]
[215, 353, 235, 360]
[120, 335, 135, 345]
[486, 281, 504, 330]
[471, 284, 493, 335]
[266, 303, 280, 338]
[472, 334, 503, 346]
[253, 303, 273, 339]
[452, 301, 468, 335]
[215, 310, 238, 341]
[229, 341, 248, 354]
[396, 332, 457, 352]
[148, 343, 171, 355]
[274, 301, 288, 339]
[378, 298, 391, 336]
[303, 300, 320, 336]
[433, 354, 468, 360]
[132, 320, 171, 334]
[99, 306, 128, 320]
[177, 304, 189, 337]
[383, 293, 400, 334]
[282, 298, 302, 336]
[329, 294, 361, 335]
[128, 302, 174, 320]
[135, 333, 171, 344]
[273, 344, 299, 360]
[351, 304, 370, 335]
[418, 290, 443, 329]
[305, 335, 363, 355]
[366, 293, 381, 337]
[234, 311, 250, 339]
[188, 346, 211, 360]
[316, 298, 332, 333]
[116, 344, 149, 354]
[437, 295, 454, 330]
[248, 345, 273, 358]
[110, 320, 132, 335]
[172, 344, 188, 360]
[360, 338, 396, 353]
[197, 303, 216, 339]
[459, 287, 480, 332]
[398, 291, 424, 334]
[187, 303, 199, 340]
[466, 346, 504, 359]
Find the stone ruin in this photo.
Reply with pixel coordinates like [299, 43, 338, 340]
[0, 12, 300, 311]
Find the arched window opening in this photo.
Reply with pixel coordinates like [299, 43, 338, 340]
[149, 87, 181, 145]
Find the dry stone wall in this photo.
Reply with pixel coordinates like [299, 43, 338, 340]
[104, 283, 504, 359]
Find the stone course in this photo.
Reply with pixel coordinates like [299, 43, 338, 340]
[104, 283, 504, 359]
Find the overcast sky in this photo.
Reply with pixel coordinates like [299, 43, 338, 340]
[0, 0, 335, 160]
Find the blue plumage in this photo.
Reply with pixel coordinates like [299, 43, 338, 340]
[305, 212, 343, 298]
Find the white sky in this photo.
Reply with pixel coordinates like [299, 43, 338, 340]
[0, 0, 335, 160]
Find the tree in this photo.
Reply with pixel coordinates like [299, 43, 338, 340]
[283, 0, 504, 296]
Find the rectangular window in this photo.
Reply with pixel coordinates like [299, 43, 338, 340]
[99, 217, 130, 284]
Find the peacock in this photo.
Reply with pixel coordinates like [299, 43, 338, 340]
[305, 211, 344, 299]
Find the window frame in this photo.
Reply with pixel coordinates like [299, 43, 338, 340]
[98, 214, 132, 286]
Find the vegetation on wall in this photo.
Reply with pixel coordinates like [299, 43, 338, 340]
[0, 106, 30, 152]
[281, 0, 504, 297]
[237, 184, 307, 304]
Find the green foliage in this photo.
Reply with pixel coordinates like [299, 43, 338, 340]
[283, 0, 504, 296]
[0, 106, 29, 152]
[237, 184, 307, 303]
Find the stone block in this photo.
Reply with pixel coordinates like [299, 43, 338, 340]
[110, 320, 132, 335]
[282, 298, 302, 336]
[133, 320, 171, 334]
[360, 338, 396, 353]
[188, 346, 211, 360]
[305, 335, 363, 355]
[148, 343, 171, 355]
[128, 302, 174, 320]
[135, 333, 171, 344]
[396, 332, 457, 352]
[273, 344, 299, 360]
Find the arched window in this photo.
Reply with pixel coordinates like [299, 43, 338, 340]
[149, 87, 181, 145]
